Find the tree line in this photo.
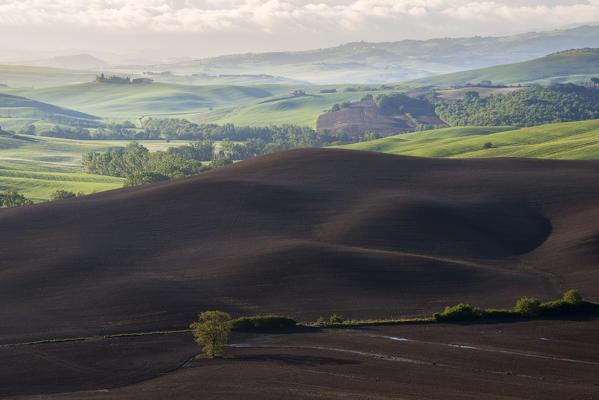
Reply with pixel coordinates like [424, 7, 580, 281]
[432, 84, 599, 127]
[81, 142, 212, 184]
[32, 121, 351, 145]
[80, 125, 353, 183]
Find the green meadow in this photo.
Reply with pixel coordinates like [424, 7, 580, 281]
[207, 87, 395, 127]
[1, 82, 393, 128]
[338, 120, 599, 159]
[0, 82, 295, 120]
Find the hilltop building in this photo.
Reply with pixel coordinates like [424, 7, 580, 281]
[289, 89, 306, 96]
[95, 73, 153, 84]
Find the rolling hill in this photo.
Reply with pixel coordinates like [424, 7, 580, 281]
[209, 87, 396, 127]
[135, 25, 599, 84]
[1, 81, 399, 126]
[406, 48, 599, 87]
[338, 119, 599, 159]
[1, 82, 294, 119]
[24, 54, 109, 70]
[0, 93, 100, 122]
[316, 98, 446, 136]
[2, 148, 599, 346]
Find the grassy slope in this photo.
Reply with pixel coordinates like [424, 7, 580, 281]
[0, 134, 191, 201]
[338, 120, 599, 159]
[0, 82, 295, 120]
[1, 80, 396, 127]
[209, 88, 395, 127]
[0, 93, 99, 120]
[405, 49, 599, 87]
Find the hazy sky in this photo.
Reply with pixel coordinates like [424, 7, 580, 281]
[1, 0, 598, 60]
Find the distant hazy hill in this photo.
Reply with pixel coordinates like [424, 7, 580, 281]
[38, 54, 108, 70]
[0, 65, 98, 88]
[6, 54, 109, 71]
[407, 48, 599, 87]
[143, 25, 599, 84]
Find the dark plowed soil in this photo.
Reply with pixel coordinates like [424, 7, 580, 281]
[3, 319, 599, 399]
[2, 148, 599, 345]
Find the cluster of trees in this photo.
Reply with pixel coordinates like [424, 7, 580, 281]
[140, 120, 343, 146]
[0, 190, 85, 208]
[37, 120, 352, 151]
[433, 289, 589, 322]
[0, 191, 33, 207]
[38, 125, 93, 139]
[374, 93, 435, 116]
[80, 124, 355, 184]
[33, 121, 140, 140]
[81, 142, 212, 182]
[50, 190, 81, 200]
[92, 121, 141, 140]
[433, 84, 599, 126]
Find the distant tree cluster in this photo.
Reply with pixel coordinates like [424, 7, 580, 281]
[140, 120, 339, 147]
[374, 93, 436, 116]
[433, 84, 599, 126]
[39, 125, 92, 139]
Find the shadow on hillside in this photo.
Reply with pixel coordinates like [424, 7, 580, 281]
[232, 354, 359, 366]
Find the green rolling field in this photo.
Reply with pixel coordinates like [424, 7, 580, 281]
[0, 82, 295, 120]
[207, 87, 395, 127]
[0, 92, 100, 121]
[0, 134, 191, 201]
[405, 48, 599, 88]
[0, 82, 396, 128]
[338, 120, 599, 159]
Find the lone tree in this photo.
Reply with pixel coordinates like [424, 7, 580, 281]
[189, 310, 232, 359]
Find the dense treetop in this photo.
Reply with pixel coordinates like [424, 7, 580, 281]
[432, 84, 599, 127]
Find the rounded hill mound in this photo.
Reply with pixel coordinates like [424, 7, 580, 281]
[1, 148, 599, 343]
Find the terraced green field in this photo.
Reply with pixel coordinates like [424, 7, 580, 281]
[338, 120, 599, 159]
[0, 134, 190, 201]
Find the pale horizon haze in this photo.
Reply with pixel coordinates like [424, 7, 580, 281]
[1, 0, 599, 63]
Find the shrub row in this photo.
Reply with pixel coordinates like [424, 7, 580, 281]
[231, 315, 297, 331]
[433, 290, 598, 322]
